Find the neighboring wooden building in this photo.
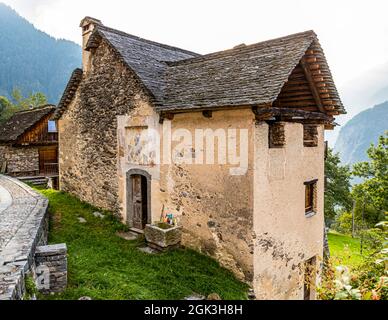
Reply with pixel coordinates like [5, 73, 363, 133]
[54, 17, 346, 300]
[0, 105, 58, 178]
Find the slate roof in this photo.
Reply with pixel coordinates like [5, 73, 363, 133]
[161, 31, 336, 111]
[57, 22, 345, 117]
[0, 105, 56, 143]
[87, 25, 200, 103]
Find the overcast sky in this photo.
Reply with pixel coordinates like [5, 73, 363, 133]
[3, 0, 388, 88]
[2, 0, 388, 146]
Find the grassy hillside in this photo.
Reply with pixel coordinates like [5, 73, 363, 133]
[328, 232, 366, 268]
[36, 189, 248, 300]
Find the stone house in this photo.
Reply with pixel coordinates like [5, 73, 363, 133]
[0, 105, 59, 178]
[54, 17, 345, 300]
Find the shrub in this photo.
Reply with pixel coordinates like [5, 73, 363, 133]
[333, 211, 353, 235]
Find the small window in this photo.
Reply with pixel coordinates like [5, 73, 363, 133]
[304, 125, 318, 147]
[269, 122, 285, 148]
[305, 180, 318, 215]
[48, 120, 57, 133]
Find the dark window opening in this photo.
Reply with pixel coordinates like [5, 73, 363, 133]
[304, 125, 318, 147]
[269, 122, 285, 148]
[305, 180, 318, 215]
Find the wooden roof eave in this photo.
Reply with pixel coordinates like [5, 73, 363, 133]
[252, 106, 335, 125]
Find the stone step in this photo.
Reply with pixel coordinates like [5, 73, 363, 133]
[19, 178, 48, 186]
[18, 176, 48, 181]
[30, 180, 48, 185]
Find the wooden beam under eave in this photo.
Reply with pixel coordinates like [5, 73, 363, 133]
[300, 57, 326, 113]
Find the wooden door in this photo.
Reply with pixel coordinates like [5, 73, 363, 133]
[132, 175, 147, 230]
[39, 147, 58, 175]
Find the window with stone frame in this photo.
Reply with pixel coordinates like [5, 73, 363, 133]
[304, 179, 318, 215]
[268, 122, 285, 148]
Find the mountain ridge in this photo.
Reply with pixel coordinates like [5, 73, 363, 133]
[0, 3, 81, 103]
[334, 101, 388, 165]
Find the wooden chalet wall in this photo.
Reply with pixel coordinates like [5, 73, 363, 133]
[16, 113, 58, 146]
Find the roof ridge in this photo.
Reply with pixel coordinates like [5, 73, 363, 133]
[167, 30, 317, 66]
[96, 25, 200, 57]
[12, 104, 56, 115]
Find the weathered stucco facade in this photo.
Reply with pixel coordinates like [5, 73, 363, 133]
[56, 17, 345, 300]
[117, 109, 255, 281]
[253, 122, 325, 299]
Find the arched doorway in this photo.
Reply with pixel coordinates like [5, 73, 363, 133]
[126, 169, 151, 231]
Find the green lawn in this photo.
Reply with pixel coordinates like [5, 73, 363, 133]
[328, 232, 367, 269]
[36, 189, 248, 300]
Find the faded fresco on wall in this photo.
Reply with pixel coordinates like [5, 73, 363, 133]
[125, 126, 157, 166]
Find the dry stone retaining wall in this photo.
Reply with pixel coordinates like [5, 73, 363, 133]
[35, 244, 67, 294]
[0, 175, 67, 300]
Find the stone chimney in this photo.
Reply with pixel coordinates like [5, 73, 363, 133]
[80, 17, 102, 73]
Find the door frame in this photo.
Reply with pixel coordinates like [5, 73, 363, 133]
[126, 169, 152, 230]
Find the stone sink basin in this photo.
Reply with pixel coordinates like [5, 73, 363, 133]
[144, 223, 182, 251]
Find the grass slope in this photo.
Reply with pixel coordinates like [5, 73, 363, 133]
[328, 232, 366, 268]
[37, 189, 248, 300]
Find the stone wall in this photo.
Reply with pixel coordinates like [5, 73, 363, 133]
[0, 145, 39, 176]
[0, 176, 67, 300]
[58, 39, 153, 215]
[0, 175, 49, 300]
[0, 146, 7, 168]
[35, 244, 67, 294]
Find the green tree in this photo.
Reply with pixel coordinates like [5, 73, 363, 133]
[325, 148, 352, 224]
[11, 88, 47, 110]
[353, 133, 388, 213]
[0, 95, 17, 123]
[0, 89, 48, 124]
[0, 96, 11, 115]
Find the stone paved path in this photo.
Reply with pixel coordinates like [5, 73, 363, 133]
[0, 175, 49, 300]
[0, 185, 12, 214]
[0, 175, 41, 252]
